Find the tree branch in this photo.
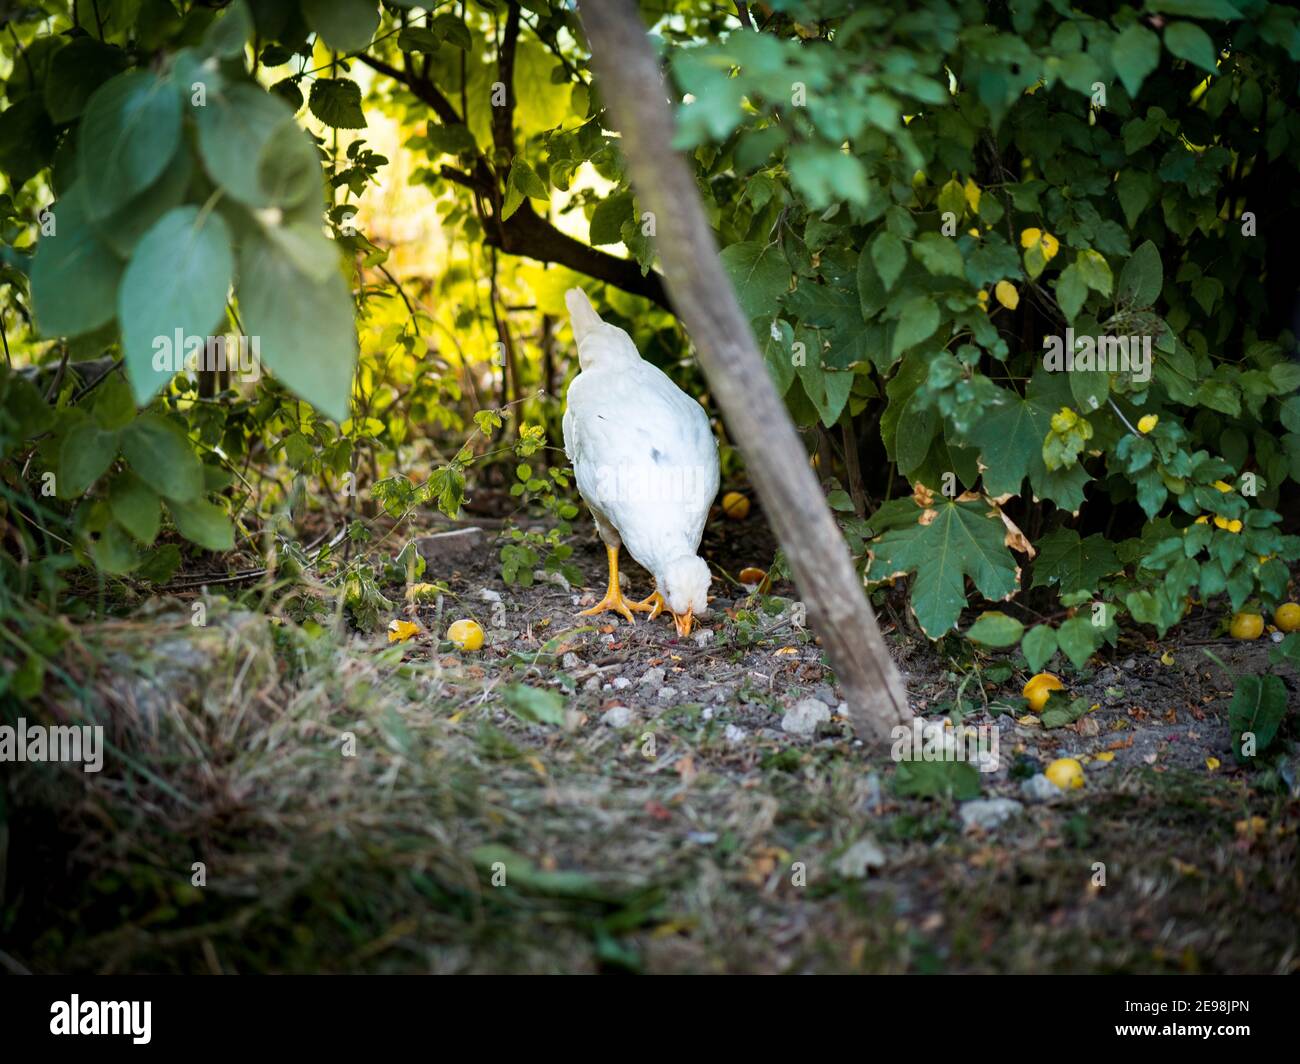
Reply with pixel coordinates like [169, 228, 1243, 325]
[362, 45, 670, 309]
[486, 200, 669, 308]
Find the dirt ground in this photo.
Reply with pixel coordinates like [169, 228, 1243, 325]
[5, 504, 1299, 974]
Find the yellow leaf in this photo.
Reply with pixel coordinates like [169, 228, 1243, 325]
[964, 178, 981, 214]
[387, 619, 420, 644]
[1020, 227, 1042, 249]
[1040, 232, 1060, 260]
[994, 280, 1019, 309]
[1212, 480, 1233, 492]
[1137, 414, 1159, 433]
[1094, 751, 1115, 762]
[1160, 650, 1175, 666]
[1205, 757, 1220, 771]
[774, 646, 798, 656]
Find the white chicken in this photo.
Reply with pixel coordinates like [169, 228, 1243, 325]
[562, 288, 719, 637]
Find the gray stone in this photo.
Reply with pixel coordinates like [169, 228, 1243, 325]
[959, 798, 1024, 832]
[603, 705, 634, 728]
[414, 528, 484, 572]
[723, 723, 747, 745]
[835, 836, 886, 877]
[612, 676, 631, 690]
[639, 666, 666, 687]
[782, 697, 831, 737]
[1021, 773, 1063, 803]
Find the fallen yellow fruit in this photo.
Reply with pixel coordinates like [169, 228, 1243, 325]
[387, 619, 420, 644]
[1045, 757, 1085, 790]
[721, 491, 750, 520]
[447, 618, 484, 651]
[1022, 671, 1064, 712]
[1274, 603, 1300, 632]
[1229, 612, 1264, 640]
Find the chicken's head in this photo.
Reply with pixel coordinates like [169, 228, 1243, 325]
[566, 287, 639, 370]
[660, 555, 711, 637]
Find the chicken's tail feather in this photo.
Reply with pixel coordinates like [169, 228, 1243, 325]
[566, 287, 604, 342]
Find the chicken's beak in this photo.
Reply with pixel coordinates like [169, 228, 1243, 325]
[672, 609, 694, 638]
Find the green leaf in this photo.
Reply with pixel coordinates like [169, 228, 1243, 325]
[203, 0, 254, 59]
[167, 497, 235, 552]
[870, 231, 906, 291]
[301, 0, 378, 54]
[1117, 240, 1163, 306]
[502, 683, 566, 726]
[431, 13, 473, 51]
[0, 96, 57, 189]
[1055, 263, 1088, 321]
[237, 234, 358, 422]
[91, 370, 136, 430]
[44, 38, 129, 124]
[109, 472, 161, 545]
[1055, 616, 1103, 670]
[78, 72, 182, 220]
[892, 296, 940, 357]
[1032, 529, 1121, 594]
[589, 192, 632, 245]
[196, 84, 319, 208]
[91, 148, 194, 259]
[1021, 625, 1058, 672]
[119, 206, 234, 405]
[788, 145, 870, 208]
[968, 371, 1092, 510]
[893, 759, 981, 800]
[868, 498, 1019, 636]
[1041, 695, 1091, 729]
[121, 414, 204, 502]
[1112, 23, 1161, 98]
[1164, 22, 1220, 73]
[912, 233, 964, 279]
[966, 611, 1025, 647]
[1229, 674, 1286, 760]
[92, 522, 141, 575]
[1076, 250, 1113, 297]
[58, 420, 118, 497]
[30, 182, 124, 339]
[510, 157, 548, 200]
[309, 78, 366, 129]
[721, 241, 790, 321]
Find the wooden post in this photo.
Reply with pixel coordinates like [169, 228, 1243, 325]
[577, 1, 911, 746]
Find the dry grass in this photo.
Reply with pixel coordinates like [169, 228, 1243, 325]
[4, 597, 1298, 974]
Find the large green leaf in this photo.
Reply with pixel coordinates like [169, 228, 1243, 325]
[1031, 529, 1121, 594]
[119, 206, 235, 405]
[109, 472, 161, 545]
[868, 497, 1019, 636]
[720, 241, 790, 320]
[44, 38, 129, 123]
[58, 419, 118, 498]
[967, 371, 1092, 511]
[196, 85, 320, 208]
[301, 0, 379, 54]
[1112, 23, 1161, 98]
[29, 182, 124, 339]
[1229, 674, 1286, 760]
[167, 497, 236, 552]
[237, 234, 358, 422]
[120, 414, 204, 502]
[78, 71, 182, 220]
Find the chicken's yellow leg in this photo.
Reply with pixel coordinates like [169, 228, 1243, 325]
[629, 589, 665, 620]
[580, 544, 637, 624]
